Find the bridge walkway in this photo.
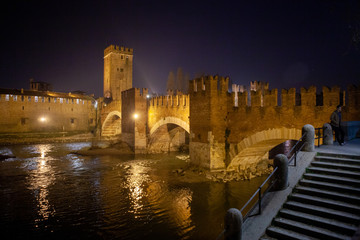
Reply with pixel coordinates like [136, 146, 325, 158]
[239, 139, 360, 240]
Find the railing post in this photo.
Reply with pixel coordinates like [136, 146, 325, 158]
[258, 187, 262, 215]
[224, 208, 243, 240]
[294, 151, 297, 166]
[273, 154, 288, 191]
[302, 124, 315, 152]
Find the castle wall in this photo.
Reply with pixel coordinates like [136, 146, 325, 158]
[0, 90, 96, 133]
[189, 75, 360, 171]
[121, 88, 148, 153]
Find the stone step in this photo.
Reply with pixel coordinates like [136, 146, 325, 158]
[311, 161, 360, 172]
[289, 193, 360, 214]
[317, 152, 360, 160]
[273, 217, 352, 240]
[295, 186, 360, 205]
[266, 226, 317, 240]
[283, 201, 360, 224]
[279, 208, 358, 235]
[307, 166, 360, 179]
[315, 155, 360, 166]
[303, 173, 360, 187]
[299, 179, 360, 195]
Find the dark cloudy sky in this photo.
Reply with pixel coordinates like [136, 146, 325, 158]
[1, 0, 359, 97]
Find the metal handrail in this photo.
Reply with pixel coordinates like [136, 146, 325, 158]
[217, 133, 307, 239]
[314, 127, 323, 147]
[239, 132, 306, 220]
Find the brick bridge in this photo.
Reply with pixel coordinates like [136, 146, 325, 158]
[100, 76, 360, 172]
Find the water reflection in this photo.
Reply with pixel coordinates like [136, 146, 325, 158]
[26, 144, 56, 223]
[126, 161, 150, 217]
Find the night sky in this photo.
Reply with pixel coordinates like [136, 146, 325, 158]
[1, 0, 359, 97]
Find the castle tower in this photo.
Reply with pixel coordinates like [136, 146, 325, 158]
[103, 45, 133, 101]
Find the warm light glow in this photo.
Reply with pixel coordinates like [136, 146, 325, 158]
[39, 117, 47, 122]
[146, 94, 150, 99]
[133, 113, 139, 119]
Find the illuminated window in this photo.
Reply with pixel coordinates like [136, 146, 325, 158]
[13, 95, 17, 101]
[35, 96, 38, 102]
[72, 99, 74, 104]
[60, 98, 63, 103]
[76, 99, 79, 104]
[42, 97, 45, 103]
[54, 98, 57, 103]
[28, 96, 31, 102]
[66, 98, 69, 104]
[5, 95, 9, 101]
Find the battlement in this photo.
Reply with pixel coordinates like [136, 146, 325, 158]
[281, 88, 296, 107]
[149, 94, 189, 107]
[121, 88, 148, 100]
[104, 44, 134, 57]
[189, 75, 229, 94]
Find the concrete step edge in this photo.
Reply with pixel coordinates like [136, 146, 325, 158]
[279, 208, 358, 234]
[311, 161, 360, 171]
[284, 201, 360, 223]
[299, 179, 360, 194]
[303, 173, 360, 185]
[295, 186, 360, 203]
[306, 167, 360, 178]
[315, 156, 360, 165]
[290, 193, 360, 213]
[266, 226, 318, 240]
[317, 152, 360, 160]
[273, 217, 352, 240]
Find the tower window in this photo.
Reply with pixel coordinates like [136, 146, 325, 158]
[120, 68, 124, 72]
[121, 55, 124, 59]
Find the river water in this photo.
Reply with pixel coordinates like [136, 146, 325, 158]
[0, 142, 269, 239]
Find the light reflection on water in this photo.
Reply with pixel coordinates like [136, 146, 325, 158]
[0, 142, 269, 239]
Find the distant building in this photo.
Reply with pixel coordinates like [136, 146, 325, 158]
[29, 78, 53, 91]
[0, 88, 96, 133]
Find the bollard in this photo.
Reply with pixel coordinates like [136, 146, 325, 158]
[302, 124, 315, 152]
[323, 123, 333, 145]
[273, 154, 288, 191]
[224, 208, 243, 240]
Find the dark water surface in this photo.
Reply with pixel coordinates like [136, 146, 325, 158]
[0, 143, 268, 239]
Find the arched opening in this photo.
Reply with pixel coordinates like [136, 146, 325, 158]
[102, 111, 121, 137]
[148, 123, 190, 153]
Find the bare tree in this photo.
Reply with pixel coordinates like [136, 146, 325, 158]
[166, 71, 175, 92]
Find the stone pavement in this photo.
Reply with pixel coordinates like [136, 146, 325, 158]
[241, 138, 360, 240]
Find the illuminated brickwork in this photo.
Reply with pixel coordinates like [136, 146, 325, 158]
[189, 75, 360, 170]
[0, 89, 96, 133]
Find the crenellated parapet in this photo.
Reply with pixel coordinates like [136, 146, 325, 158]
[348, 85, 360, 108]
[281, 88, 296, 107]
[263, 89, 278, 107]
[189, 75, 230, 95]
[322, 86, 340, 107]
[149, 94, 189, 107]
[300, 86, 316, 106]
[104, 44, 134, 57]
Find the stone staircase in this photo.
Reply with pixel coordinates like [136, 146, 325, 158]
[261, 152, 360, 240]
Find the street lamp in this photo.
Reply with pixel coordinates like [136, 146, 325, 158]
[39, 117, 47, 123]
[133, 113, 139, 119]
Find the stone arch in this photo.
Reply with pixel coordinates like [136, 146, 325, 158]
[149, 117, 189, 135]
[227, 127, 302, 171]
[102, 111, 121, 136]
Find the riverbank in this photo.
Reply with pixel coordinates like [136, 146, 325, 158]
[0, 132, 97, 145]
